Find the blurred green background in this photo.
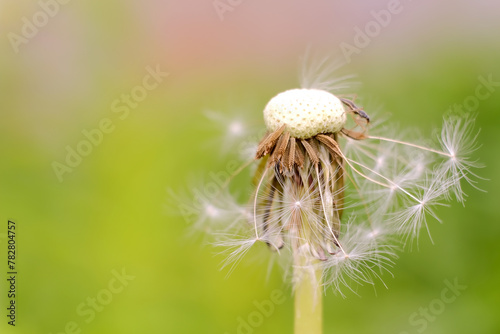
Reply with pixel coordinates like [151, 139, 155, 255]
[1, 1, 499, 333]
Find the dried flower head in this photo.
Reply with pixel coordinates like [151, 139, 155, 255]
[181, 57, 483, 296]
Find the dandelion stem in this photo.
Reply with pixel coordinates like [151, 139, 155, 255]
[294, 250, 323, 334]
[367, 135, 452, 157]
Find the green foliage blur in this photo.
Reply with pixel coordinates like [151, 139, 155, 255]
[1, 1, 499, 333]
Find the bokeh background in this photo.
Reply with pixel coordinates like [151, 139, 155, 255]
[1, 1, 499, 333]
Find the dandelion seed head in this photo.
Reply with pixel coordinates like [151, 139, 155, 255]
[181, 54, 482, 296]
[263, 88, 346, 139]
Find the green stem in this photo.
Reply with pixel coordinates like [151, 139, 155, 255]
[294, 256, 323, 334]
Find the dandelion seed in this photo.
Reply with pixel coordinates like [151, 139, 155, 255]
[392, 171, 456, 247]
[438, 113, 485, 202]
[204, 110, 254, 156]
[213, 234, 262, 277]
[322, 222, 396, 297]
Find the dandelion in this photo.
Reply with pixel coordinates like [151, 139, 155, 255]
[181, 57, 482, 334]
